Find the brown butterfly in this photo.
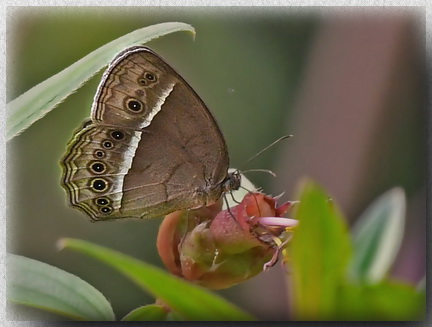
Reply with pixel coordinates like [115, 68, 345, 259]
[61, 46, 240, 221]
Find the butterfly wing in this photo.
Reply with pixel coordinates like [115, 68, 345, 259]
[61, 122, 142, 219]
[120, 79, 230, 219]
[61, 47, 230, 220]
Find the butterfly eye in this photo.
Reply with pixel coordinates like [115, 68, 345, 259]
[145, 72, 156, 81]
[110, 130, 125, 140]
[89, 161, 106, 174]
[138, 72, 157, 85]
[125, 98, 144, 113]
[91, 178, 109, 192]
[95, 197, 110, 206]
[100, 206, 113, 215]
[94, 150, 106, 158]
[102, 140, 114, 149]
[138, 78, 147, 86]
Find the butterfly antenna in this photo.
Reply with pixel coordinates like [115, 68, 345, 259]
[238, 135, 293, 171]
[241, 168, 277, 178]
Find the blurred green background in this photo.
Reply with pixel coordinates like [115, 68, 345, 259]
[7, 7, 425, 320]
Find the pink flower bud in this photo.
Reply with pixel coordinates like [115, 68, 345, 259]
[156, 193, 297, 289]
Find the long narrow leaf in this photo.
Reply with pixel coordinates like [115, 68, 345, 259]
[7, 22, 195, 140]
[288, 180, 352, 320]
[348, 188, 406, 284]
[122, 304, 168, 321]
[59, 238, 254, 321]
[7, 254, 115, 321]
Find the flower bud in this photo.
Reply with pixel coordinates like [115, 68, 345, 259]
[157, 193, 298, 289]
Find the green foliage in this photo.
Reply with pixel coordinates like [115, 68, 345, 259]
[6, 22, 423, 321]
[287, 180, 424, 321]
[289, 180, 352, 320]
[58, 238, 254, 321]
[336, 280, 425, 321]
[121, 304, 168, 321]
[7, 181, 424, 321]
[6, 22, 195, 141]
[7, 254, 115, 321]
[348, 187, 405, 284]
[8, 239, 253, 321]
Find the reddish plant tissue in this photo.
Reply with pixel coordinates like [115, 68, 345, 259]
[157, 193, 298, 290]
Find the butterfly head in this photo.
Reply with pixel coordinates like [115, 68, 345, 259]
[223, 171, 241, 193]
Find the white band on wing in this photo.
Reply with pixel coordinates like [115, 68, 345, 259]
[140, 82, 175, 129]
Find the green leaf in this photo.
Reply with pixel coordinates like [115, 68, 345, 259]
[7, 254, 115, 321]
[59, 238, 254, 321]
[165, 310, 186, 321]
[7, 22, 195, 141]
[288, 179, 352, 320]
[348, 188, 406, 284]
[336, 280, 425, 320]
[122, 304, 168, 321]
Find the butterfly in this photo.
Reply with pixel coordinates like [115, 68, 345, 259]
[61, 46, 240, 221]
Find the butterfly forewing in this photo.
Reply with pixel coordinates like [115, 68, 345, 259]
[92, 48, 177, 130]
[61, 46, 233, 221]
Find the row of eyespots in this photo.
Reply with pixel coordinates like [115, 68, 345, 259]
[88, 129, 127, 215]
[123, 71, 158, 114]
[138, 71, 157, 86]
[90, 129, 126, 167]
[94, 196, 113, 215]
